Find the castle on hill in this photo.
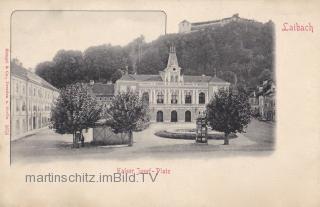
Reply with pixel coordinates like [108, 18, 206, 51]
[178, 14, 257, 33]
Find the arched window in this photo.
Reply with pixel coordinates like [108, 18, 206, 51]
[142, 92, 149, 105]
[171, 92, 178, 104]
[199, 92, 205, 104]
[171, 111, 178, 122]
[156, 111, 163, 122]
[157, 92, 164, 104]
[185, 92, 192, 104]
[185, 111, 191, 122]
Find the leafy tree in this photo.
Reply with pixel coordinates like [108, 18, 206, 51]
[50, 83, 102, 147]
[83, 44, 131, 82]
[52, 50, 85, 88]
[206, 87, 251, 145]
[106, 90, 149, 146]
[111, 69, 123, 83]
[219, 70, 237, 85]
[35, 61, 55, 85]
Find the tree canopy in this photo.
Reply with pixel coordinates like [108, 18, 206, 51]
[206, 87, 251, 145]
[106, 90, 149, 146]
[50, 83, 102, 146]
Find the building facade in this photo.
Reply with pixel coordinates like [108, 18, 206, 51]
[11, 60, 59, 140]
[115, 46, 230, 122]
[249, 80, 276, 121]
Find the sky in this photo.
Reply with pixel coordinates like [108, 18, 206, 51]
[11, 7, 271, 70]
[11, 11, 166, 69]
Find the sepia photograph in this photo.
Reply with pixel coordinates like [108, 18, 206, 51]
[10, 10, 276, 163]
[1, 1, 320, 206]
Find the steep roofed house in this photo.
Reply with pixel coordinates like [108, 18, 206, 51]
[11, 59, 59, 140]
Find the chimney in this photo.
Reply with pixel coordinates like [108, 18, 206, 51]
[89, 80, 94, 86]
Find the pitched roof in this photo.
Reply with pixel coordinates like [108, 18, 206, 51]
[119, 74, 228, 84]
[119, 74, 163, 82]
[11, 61, 58, 91]
[91, 83, 114, 96]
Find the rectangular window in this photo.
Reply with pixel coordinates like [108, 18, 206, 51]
[16, 101, 20, 111]
[185, 92, 192, 104]
[157, 92, 164, 104]
[22, 102, 26, 111]
[171, 93, 178, 104]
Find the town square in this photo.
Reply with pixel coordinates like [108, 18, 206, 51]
[10, 12, 275, 163]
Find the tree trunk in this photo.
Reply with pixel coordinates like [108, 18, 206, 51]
[72, 132, 75, 148]
[73, 131, 80, 148]
[128, 130, 133, 147]
[73, 132, 79, 148]
[80, 130, 85, 147]
[224, 133, 229, 145]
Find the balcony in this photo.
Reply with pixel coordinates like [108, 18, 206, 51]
[171, 99, 178, 104]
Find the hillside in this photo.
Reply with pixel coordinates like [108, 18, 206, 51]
[134, 20, 275, 89]
[34, 19, 275, 89]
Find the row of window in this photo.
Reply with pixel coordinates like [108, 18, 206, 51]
[14, 116, 50, 132]
[15, 101, 52, 112]
[156, 110, 192, 122]
[142, 92, 206, 104]
[13, 80, 54, 100]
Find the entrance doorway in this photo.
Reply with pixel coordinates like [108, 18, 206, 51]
[185, 111, 191, 122]
[156, 111, 163, 122]
[33, 117, 36, 129]
[171, 111, 178, 122]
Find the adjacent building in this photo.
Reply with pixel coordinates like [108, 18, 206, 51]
[11, 60, 59, 140]
[115, 46, 230, 122]
[89, 80, 115, 108]
[249, 80, 276, 121]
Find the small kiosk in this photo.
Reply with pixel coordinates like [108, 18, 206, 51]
[195, 112, 208, 144]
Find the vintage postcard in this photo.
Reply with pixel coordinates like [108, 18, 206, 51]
[0, 0, 319, 206]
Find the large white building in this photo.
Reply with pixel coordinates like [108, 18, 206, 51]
[11, 60, 59, 140]
[115, 46, 230, 122]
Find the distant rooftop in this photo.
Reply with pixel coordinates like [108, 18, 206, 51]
[119, 74, 228, 84]
[91, 82, 114, 96]
[11, 61, 58, 91]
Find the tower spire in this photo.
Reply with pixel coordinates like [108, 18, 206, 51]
[167, 44, 179, 67]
